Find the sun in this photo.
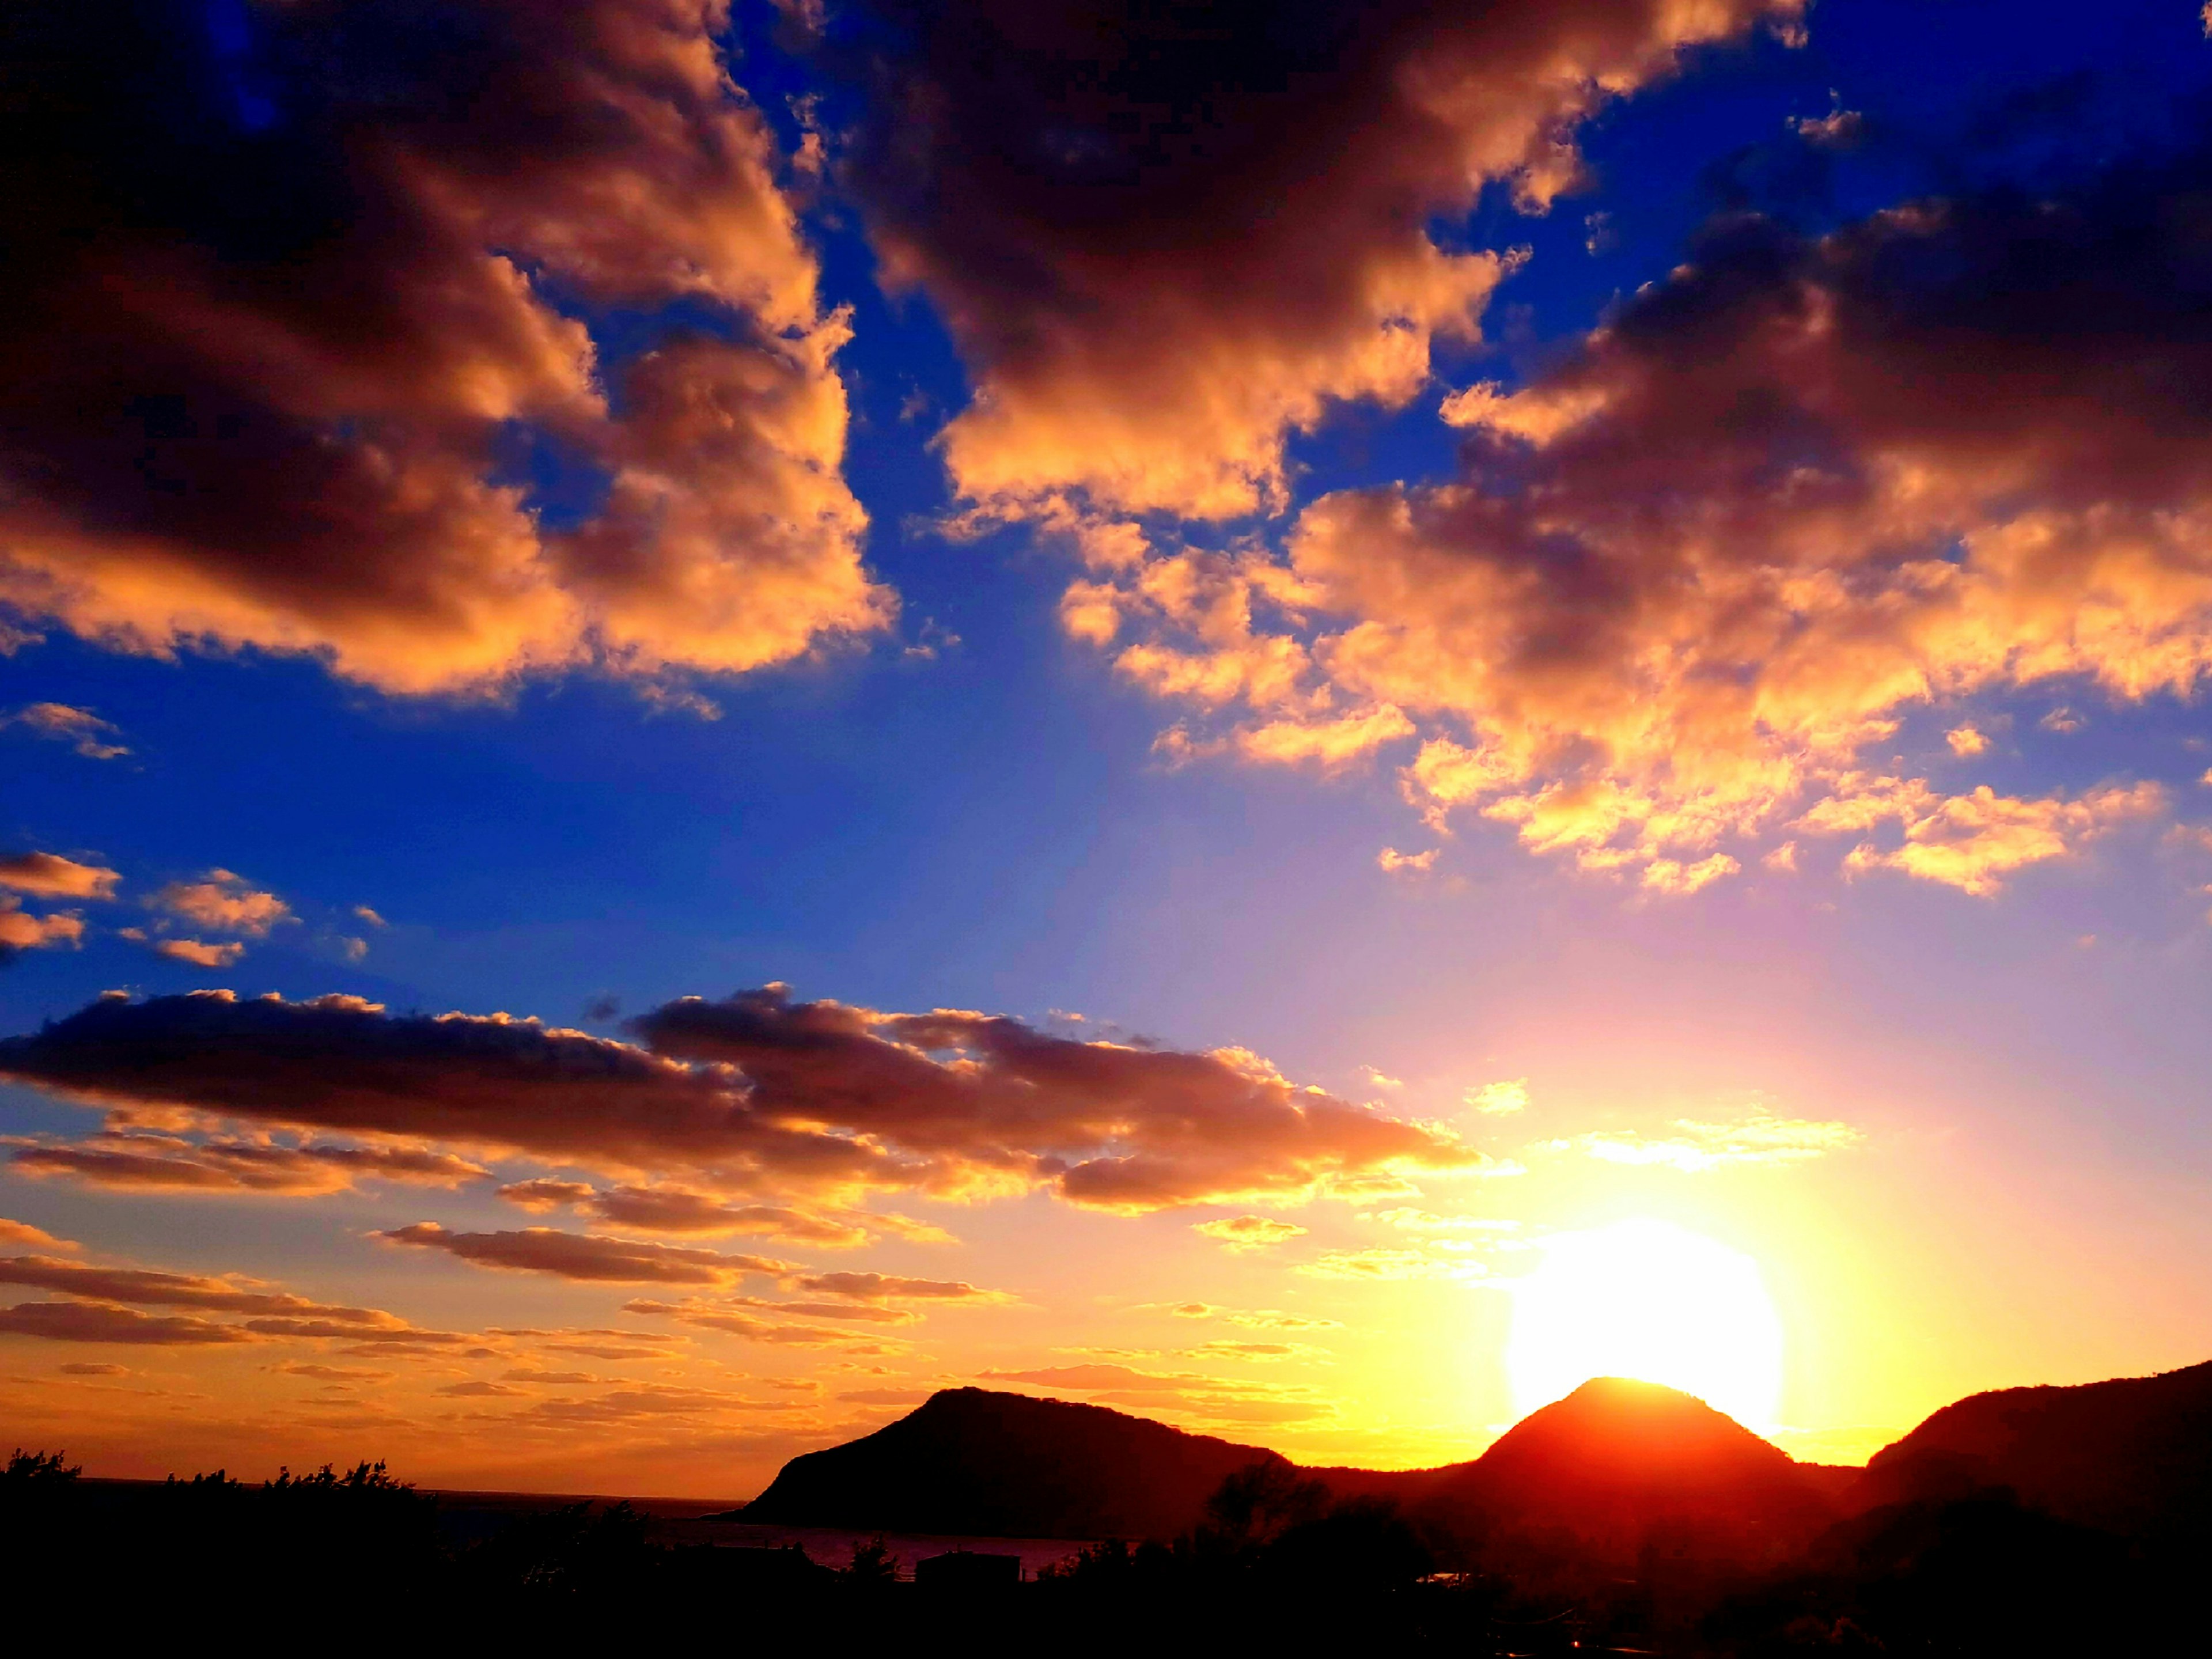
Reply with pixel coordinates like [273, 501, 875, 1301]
[1503, 1218, 1783, 1431]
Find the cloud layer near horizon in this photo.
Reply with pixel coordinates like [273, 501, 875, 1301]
[1063, 135, 2212, 892]
[0, 987, 1479, 1210]
[844, 0, 1793, 519]
[0, 0, 885, 694]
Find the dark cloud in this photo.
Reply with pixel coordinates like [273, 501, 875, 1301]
[632, 986, 1483, 1208]
[10, 1128, 488, 1195]
[380, 1222, 798, 1284]
[1074, 126, 2212, 891]
[497, 1178, 874, 1245]
[0, 1256, 400, 1324]
[0, 0, 885, 694]
[837, 0, 1791, 518]
[0, 1300, 253, 1344]
[0, 987, 1479, 1209]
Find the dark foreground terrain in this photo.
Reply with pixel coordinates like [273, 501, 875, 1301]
[8, 1363, 2207, 1654]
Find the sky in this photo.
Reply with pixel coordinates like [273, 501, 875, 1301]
[5, 0, 2212, 1499]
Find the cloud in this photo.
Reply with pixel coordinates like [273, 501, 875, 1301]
[1297, 1248, 1486, 1281]
[0, 1219, 73, 1251]
[844, 0, 1793, 519]
[1465, 1079, 1529, 1117]
[1548, 1109, 1862, 1172]
[0, 987, 1478, 1211]
[1187, 1341, 1313, 1361]
[274, 1363, 395, 1382]
[0, 1256, 400, 1324]
[8, 1130, 487, 1196]
[976, 1361, 1330, 1426]
[1052, 130, 2212, 888]
[980, 1362, 1205, 1393]
[631, 988, 1481, 1209]
[0, 0, 887, 695]
[1224, 1310, 1341, 1331]
[58, 1362, 131, 1377]
[719, 1297, 921, 1325]
[1946, 725, 1991, 757]
[151, 871, 291, 937]
[496, 1179, 874, 1247]
[379, 1223, 798, 1285]
[0, 1301, 255, 1344]
[782, 1272, 1007, 1304]
[1377, 847, 1438, 876]
[622, 1297, 899, 1348]
[1808, 778, 2163, 896]
[150, 939, 246, 968]
[0, 853, 120, 899]
[3, 704, 127, 759]
[1192, 1215, 1308, 1251]
[0, 901, 83, 957]
[1372, 1209, 1521, 1236]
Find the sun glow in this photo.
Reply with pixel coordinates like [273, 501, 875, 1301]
[1504, 1218, 1784, 1431]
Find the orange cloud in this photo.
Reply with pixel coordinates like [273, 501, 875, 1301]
[0, 1219, 74, 1251]
[0, 0, 887, 695]
[151, 870, 290, 936]
[853, 0, 1794, 518]
[0, 1256, 400, 1324]
[0, 901, 83, 956]
[1808, 778, 2163, 896]
[784, 1272, 1006, 1304]
[1297, 1247, 1486, 1281]
[1192, 1215, 1308, 1251]
[150, 939, 245, 968]
[622, 1297, 900, 1348]
[379, 1223, 799, 1285]
[0, 1301, 254, 1344]
[9, 1129, 488, 1196]
[496, 1179, 875, 1247]
[0, 852, 120, 899]
[1052, 150, 2212, 889]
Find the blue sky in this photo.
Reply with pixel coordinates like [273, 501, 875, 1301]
[3, 0, 2212, 1491]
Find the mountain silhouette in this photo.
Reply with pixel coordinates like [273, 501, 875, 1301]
[743, 1377, 1848, 1562]
[743, 1387, 1297, 1539]
[1414, 1378, 1844, 1571]
[1852, 1358, 2212, 1539]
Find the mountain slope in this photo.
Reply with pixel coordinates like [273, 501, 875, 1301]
[743, 1387, 1290, 1539]
[1857, 1359, 2212, 1538]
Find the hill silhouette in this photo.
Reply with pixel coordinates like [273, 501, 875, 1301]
[743, 1387, 1297, 1539]
[1853, 1358, 2212, 1540]
[743, 1376, 1850, 1565]
[1415, 1377, 1843, 1573]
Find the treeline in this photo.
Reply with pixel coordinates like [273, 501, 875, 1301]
[3, 1449, 2192, 1653]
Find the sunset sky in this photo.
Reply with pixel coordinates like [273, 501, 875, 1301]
[6, 0, 2212, 1499]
